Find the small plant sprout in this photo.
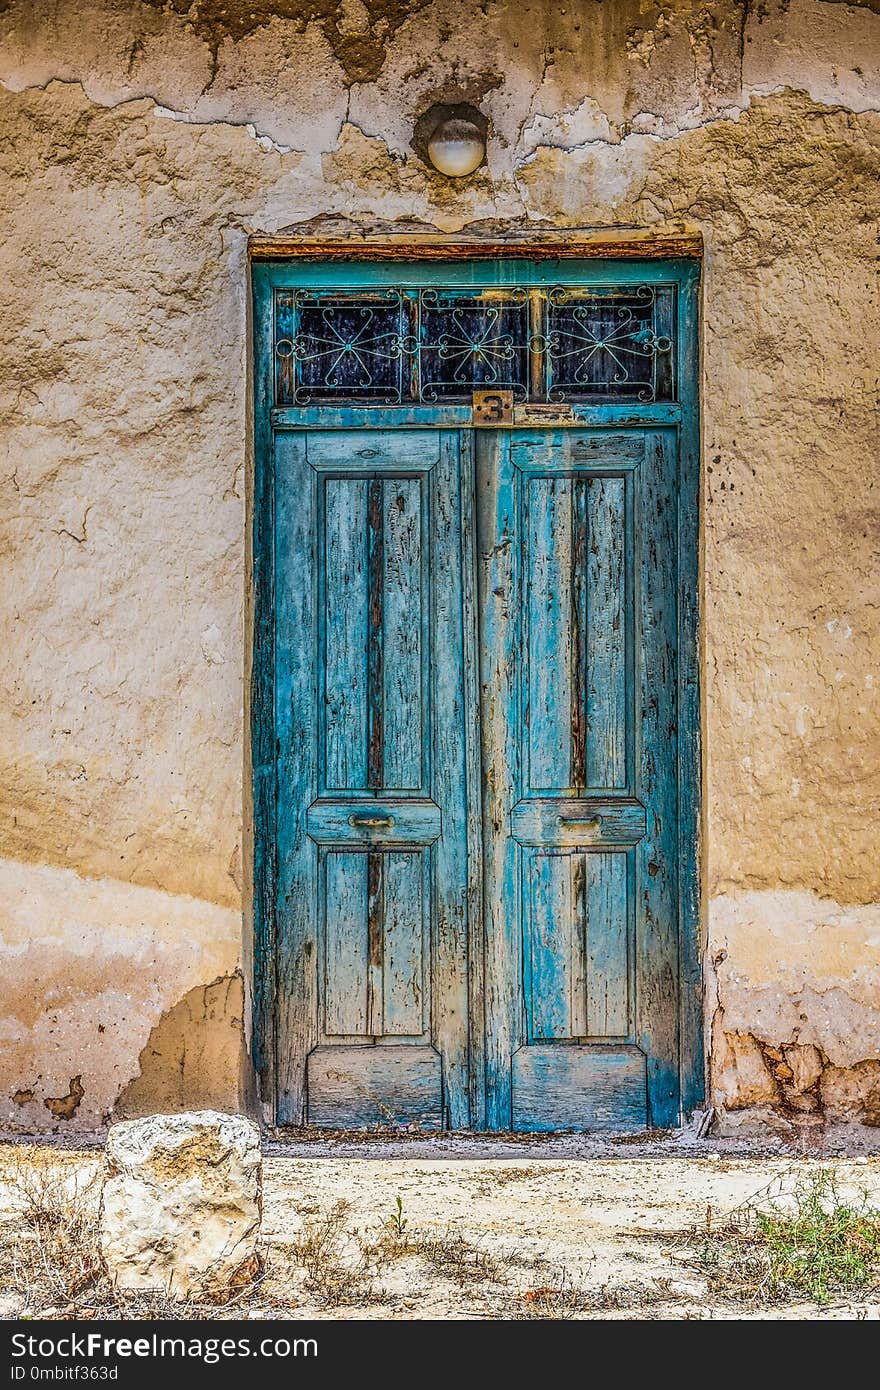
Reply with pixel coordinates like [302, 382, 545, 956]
[386, 1195, 408, 1241]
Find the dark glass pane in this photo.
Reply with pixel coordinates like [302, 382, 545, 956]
[274, 282, 678, 407]
[418, 289, 530, 402]
[546, 285, 674, 402]
[275, 290, 409, 404]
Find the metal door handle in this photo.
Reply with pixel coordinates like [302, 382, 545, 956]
[349, 814, 395, 829]
[557, 816, 601, 833]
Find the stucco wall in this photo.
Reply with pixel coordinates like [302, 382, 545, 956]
[1, 0, 878, 1133]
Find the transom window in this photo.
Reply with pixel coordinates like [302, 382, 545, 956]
[274, 283, 676, 406]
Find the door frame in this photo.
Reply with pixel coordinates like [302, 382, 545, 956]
[249, 228, 704, 1128]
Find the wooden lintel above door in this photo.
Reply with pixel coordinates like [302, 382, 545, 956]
[248, 221, 703, 263]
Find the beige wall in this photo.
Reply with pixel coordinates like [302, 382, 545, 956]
[1, 0, 878, 1133]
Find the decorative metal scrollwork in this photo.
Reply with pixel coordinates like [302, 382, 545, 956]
[275, 290, 414, 404]
[546, 285, 673, 402]
[274, 283, 675, 406]
[418, 288, 530, 402]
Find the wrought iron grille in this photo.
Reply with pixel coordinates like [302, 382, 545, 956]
[546, 285, 674, 401]
[418, 288, 531, 402]
[274, 284, 675, 406]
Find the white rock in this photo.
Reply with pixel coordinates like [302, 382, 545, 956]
[100, 1111, 262, 1299]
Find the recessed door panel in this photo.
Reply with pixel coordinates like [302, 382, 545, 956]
[524, 470, 629, 793]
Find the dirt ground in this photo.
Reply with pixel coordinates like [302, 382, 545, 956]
[2, 1129, 880, 1320]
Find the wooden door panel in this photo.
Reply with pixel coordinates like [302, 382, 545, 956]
[323, 476, 369, 790]
[323, 850, 371, 1036]
[382, 477, 423, 790]
[322, 473, 426, 794]
[584, 475, 627, 789]
[525, 850, 576, 1041]
[307, 1045, 443, 1130]
[275, 429, 473, 1127]
[512, 1045, 647, 1132]
[584, 851, 630, 1037]
[382, 850, 428, 1035]
[522, 848, 630, 1044]
[320, 848, 426, 1039]
[524, 471, 629, 793]
[525, 474, 574, 792]
[479, 427, 679, 1130]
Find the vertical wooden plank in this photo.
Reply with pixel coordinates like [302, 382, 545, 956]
[250, 263, 277, 1110]
[570, 853, 588, 1037]
[587, 475, 626, 788]
[383, 477, 422, 791]
[324, 477, 368, 791]
[527, 852, 573, 1040]
[653, 283, 676, 403]
[460, 430, 486, 1130]
[383, 851, 425, 1035]
[636, 429, 681, 1125]
[478, 429, 521, 1129]
[528, 289, 546, 401]
[275, 431, 318, 1123]
[367, 479, 384, 790]
[570, 478, 588, 790]
[366, 851, 384, 1035]
[677, 264, 705, 1117]
[527, 476, 573, 792]
[431, 431, 473, 1128]
[585, 850, 629, 1036]
[324, 851, 369, 1036]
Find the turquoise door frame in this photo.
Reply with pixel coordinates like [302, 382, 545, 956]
[251, 250, 703, 1131]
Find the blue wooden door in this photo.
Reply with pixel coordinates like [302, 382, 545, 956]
[255, 258, 701, 1131]
[274, 428, 477, 1128]
[478, 428, 680, 1129]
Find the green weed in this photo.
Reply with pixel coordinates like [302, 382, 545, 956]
[696, 1168, 880, 1305]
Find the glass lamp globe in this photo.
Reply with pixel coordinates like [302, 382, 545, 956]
[427, 117, 485, 177]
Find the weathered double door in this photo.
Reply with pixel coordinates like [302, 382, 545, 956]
[255, 260, 700, 1131]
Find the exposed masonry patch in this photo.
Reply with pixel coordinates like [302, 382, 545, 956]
[43, 1075, 85, 1121]
[714, 1016, 880, 1133]
[114, 973, 246, 1120]
[141, 0, 435, 85]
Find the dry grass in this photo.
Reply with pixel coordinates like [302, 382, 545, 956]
[518, 1269, 592, 1318]
[515, 1276, 692, 1318]
[0, 1150, 267, 1319]
[690, 1168, 880, 1306]
[400, 1230, 505, 1285]
[277, 1199, 392, 1308]
[0, 1156, 103, 1310]
[269, 1193, 509, 1310]
[374, 1194, 507, 1284]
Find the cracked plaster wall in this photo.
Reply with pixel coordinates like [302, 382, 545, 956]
[0, 0, 878, 1132]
